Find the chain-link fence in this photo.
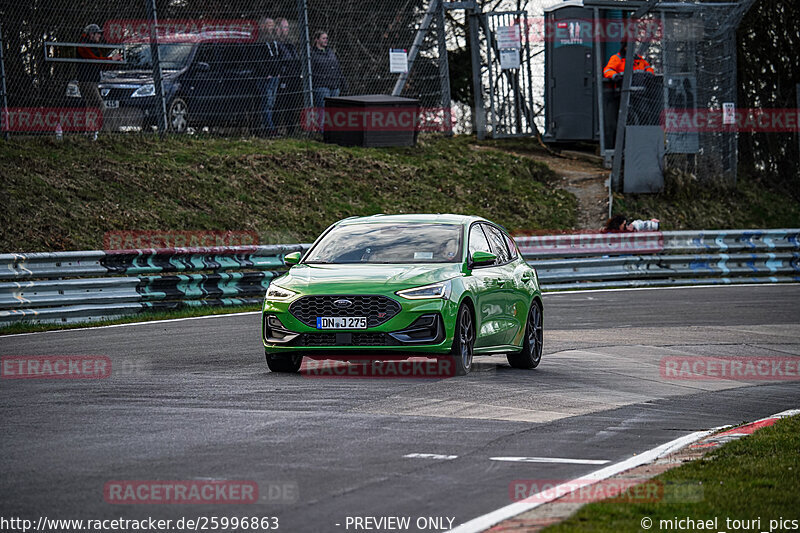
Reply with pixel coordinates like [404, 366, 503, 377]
[603, 1, 755, 189]
[1, 0, 787, 193]
[0, 0, 449, 137]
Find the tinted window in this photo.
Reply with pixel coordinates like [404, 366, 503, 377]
[468, 224, 492, 257]
[483, 225, 511, 264]
[304, 223, 462, 264]
[125, 43, 192, 70]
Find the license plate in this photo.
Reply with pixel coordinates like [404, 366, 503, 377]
[316, 316, 367, 329]
[104, 100, 119, 109]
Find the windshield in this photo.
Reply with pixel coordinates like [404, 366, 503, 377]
[304, 223, 463, 264]
[124, 43, 193, 70]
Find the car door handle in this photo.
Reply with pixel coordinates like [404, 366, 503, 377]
[521, 274, 532, 283]
[493, 278, 508, 287]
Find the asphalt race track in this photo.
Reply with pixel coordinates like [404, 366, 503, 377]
[2, 285, 799, 532]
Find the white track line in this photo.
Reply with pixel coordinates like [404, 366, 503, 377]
[489, 457, 610, 465]
[451, 407, 800, 533]
[447, 428, 718, 533]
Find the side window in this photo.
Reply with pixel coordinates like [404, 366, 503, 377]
[483, 225, 511, 264]
[216, 44, 249, 71]
[468, 224, 492, 257]
[503, 232, 519, 260]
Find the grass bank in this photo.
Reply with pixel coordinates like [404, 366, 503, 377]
[0, 134, 575, 252]
[613, 168, 800, 230]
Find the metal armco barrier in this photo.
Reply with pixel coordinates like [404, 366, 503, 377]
[517, 229, 800, 291]
[0, 230, 798, 327]
[0, 245, 308, 326]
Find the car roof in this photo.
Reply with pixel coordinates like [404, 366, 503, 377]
[335, 214, 490, 226]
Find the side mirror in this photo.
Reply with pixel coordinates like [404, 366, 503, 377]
[192, 61, 210, 73]
[470, 250, 496, 267]
[284, 251, 301, 266]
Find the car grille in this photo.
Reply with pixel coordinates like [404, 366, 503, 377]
[99, 87, 135, 99]
[289, 295, 401, 328]
[298, 332, 398, 347]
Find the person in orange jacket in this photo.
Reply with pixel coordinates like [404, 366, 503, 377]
[603, 42, 654, 81]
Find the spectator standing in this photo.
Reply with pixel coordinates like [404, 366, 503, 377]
[76, 23, 113, 134]
[310, 31, 346, 131]
[275, 18, 301, 134]
[256, 17, 281, 136]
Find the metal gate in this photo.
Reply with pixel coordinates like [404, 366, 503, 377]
[484, 11, 536, 138]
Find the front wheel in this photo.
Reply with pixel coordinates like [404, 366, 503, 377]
[450, 303, 475, 376]
[265, 353, 303, 373]
[507, 301, 543, 369]
[167, 97, 189, 133]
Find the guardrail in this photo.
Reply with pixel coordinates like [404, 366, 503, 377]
[1, 230, 798, 327]
[0, 245, 308, 326]
[518, 229, 800, 290]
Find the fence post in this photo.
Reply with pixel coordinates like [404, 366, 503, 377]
[297, 0, 314, 109]
[146, 0, 168, 135]
[469, 8, 486, 139]
[0, 23, 9, 141]
[436, 0, 453, 136]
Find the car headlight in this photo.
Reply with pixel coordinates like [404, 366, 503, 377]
[66, 82, 81, 98]
[265, 284, 297, 301]
[131, 84, 155, 98]
[396, 280, 452, 300]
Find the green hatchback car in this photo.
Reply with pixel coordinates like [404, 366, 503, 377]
[262, 214, 543, 375]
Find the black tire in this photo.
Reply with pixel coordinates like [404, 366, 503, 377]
[450, 303, 475, 376]
[507, 301, 543, 369]
[167, 98, 189, 133]
[265, 353, 303, 373]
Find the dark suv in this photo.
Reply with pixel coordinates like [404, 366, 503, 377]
[67, 32, 272, 133]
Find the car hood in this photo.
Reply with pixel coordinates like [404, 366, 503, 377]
[275, 263, 464, 294]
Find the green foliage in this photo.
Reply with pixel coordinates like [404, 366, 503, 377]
[737, 0, 800, 200]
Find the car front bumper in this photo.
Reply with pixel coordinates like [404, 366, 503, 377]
[262, 295, 459, 356]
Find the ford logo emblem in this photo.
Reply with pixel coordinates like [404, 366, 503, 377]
[333, 299, 353, 308]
